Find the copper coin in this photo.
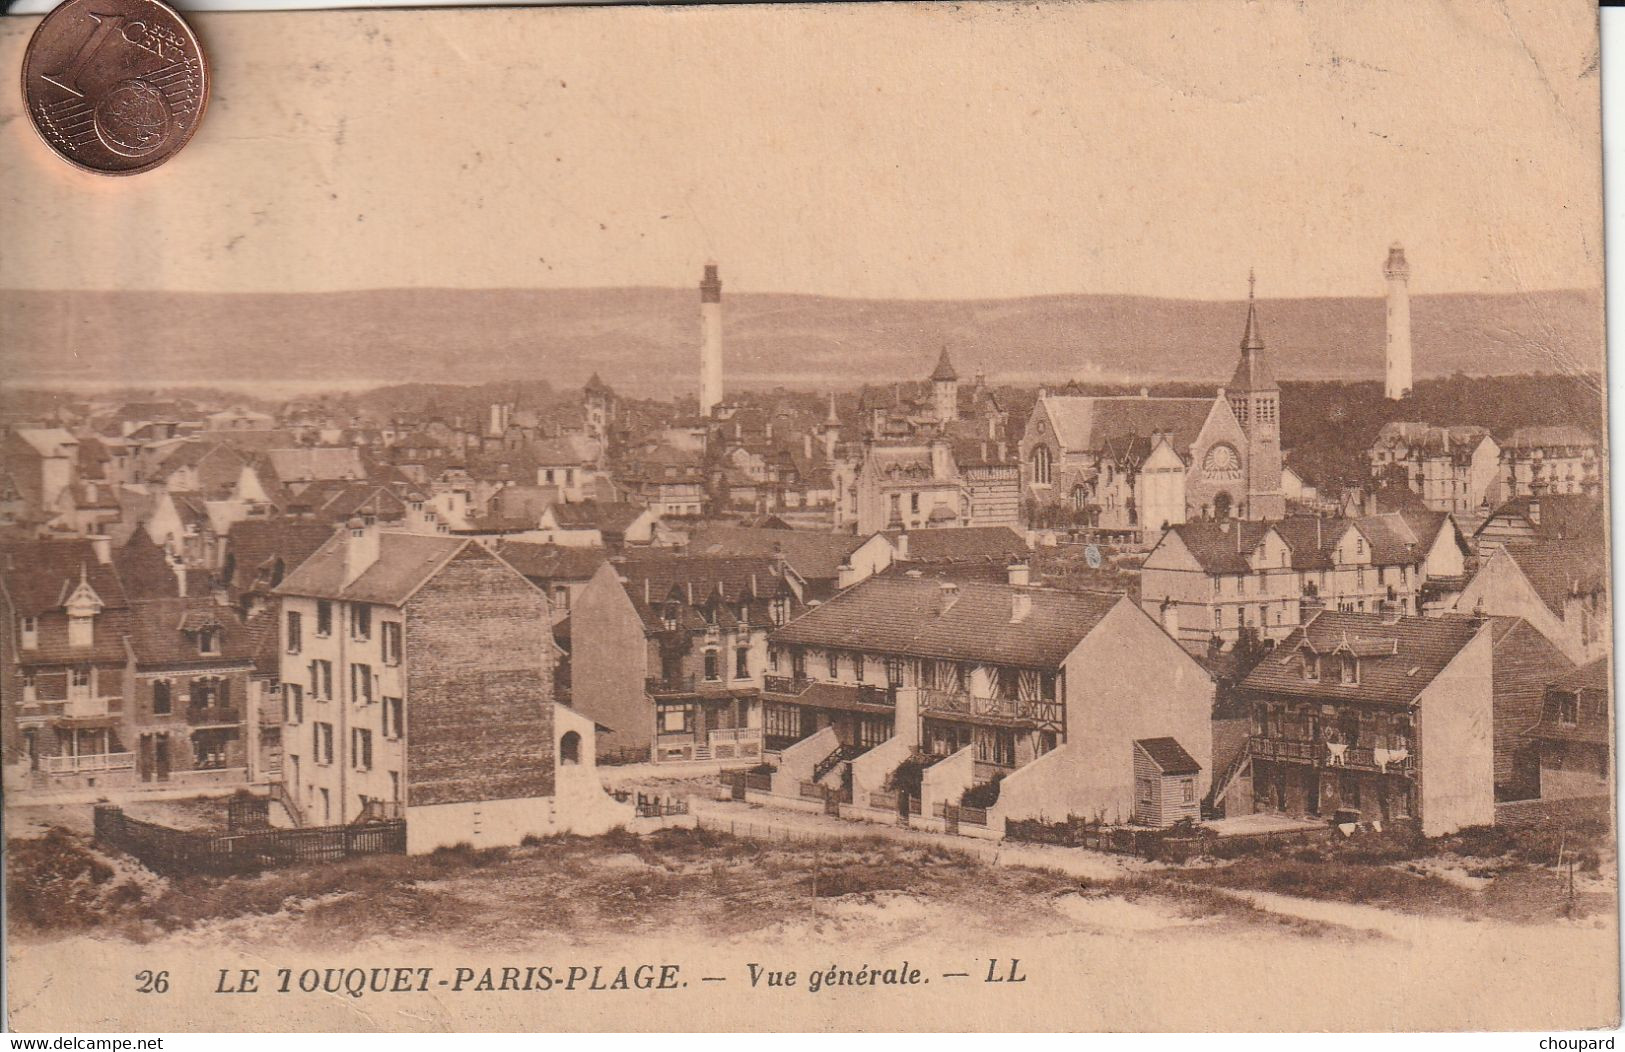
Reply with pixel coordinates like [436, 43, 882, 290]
[21, 0, 209, 175]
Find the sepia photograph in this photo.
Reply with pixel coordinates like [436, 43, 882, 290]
[0, 0, 1616, 1034]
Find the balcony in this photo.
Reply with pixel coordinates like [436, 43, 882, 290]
[186, 706, 244, 727]
[918, 688, 1062, 726]
[646, 674, 752, 698]
[1250, 736, 1414, 775]
[763, 675, 812, 696]
[43, 752, 136, 774]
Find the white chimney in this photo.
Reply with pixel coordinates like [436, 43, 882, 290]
[895, 531, 910, 560]
[1528, 497, 1542, 526]
[1007, 559, 1030, 587]
[343, 517, 381, 587]
[937, 581, 960, 615]
[89, 535, 111, 565]
[1010, 590, 1032, 624]
[836, 559, 862, 590]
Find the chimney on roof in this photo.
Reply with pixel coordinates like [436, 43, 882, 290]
[937, 581, 960, 615]
[1379, 598, 1402, 624]
[89, 535, 110, 565]
[1300, 594, 1325, 624]
[1010, 589, 1032, 624]
[1365, 488, 1377, 517]
[1007, 558, 1030, 587]
[929, 438, 951, 480]
[895, 530, 909, 561]
[1140, 387, 1149, 398]
[1527, 497, 1541, 526]
[342, 516, 381, 587]
[836, 558, 862, 591]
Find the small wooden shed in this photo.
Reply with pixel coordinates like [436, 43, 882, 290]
[1133, 737, 1202, 827]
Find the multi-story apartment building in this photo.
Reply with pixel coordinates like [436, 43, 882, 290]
[1140, 511, 1458, 644]
[274, 520, 577, 848]
[2, 540, 134, 791]
[763, 574, 1213, 828]
[1498, 425, 1600, 499]
[1367, 423, 1501, 513]
[1231, 610, 1494, 836]
[569, 554, 807, 763]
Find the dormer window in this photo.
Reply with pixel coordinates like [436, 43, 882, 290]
[771, 598, 789, 625]
[1304, 654, 1320, 682]
[662, 604, 679, 631]
[1340, 656, 1359, 685]
[68, 615, 93, 648]
[198, 627, 220, 656]
[20, 616, 37, 650]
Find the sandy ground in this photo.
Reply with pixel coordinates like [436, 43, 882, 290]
[6, 782, 1620, 1032]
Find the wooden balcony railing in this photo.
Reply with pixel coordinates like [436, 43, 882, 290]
[762, 675, 811, 695]
[43, 752, 136, 774]
[187, 706, 243, 726]
[918, 688, 1061, 725]
[1250, 736, 1414, 774]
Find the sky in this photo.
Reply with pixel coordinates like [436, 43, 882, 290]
[0, 0, 1603, 300]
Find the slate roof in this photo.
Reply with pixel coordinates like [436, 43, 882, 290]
[125, 598, 255, 670]
[547, 501, 648, 534]
[1478, 495, 1605, 545]
[265, 447, 367, 483]
[224, 520, 336, 595]
[1242, 610, 1484, 708]
[769, 576, 1124, 669]
[1166, 514, 1427, 576]
[274, 531, 469, 605]
[1502, 542, 1609, 616]
[1040, 395, 1215, 455]
[1136, 736, 1202, 775]
[1503, 425, 1597, 451]
[0, 538, 126, 616]
[687, 526, 864, 584]
[886, 526, 1029, 564]
[1527, 656, 1611, 745]
[930, 348, 959, 382]
[494, 540, 607, 582]
[112, 532, 183, 600]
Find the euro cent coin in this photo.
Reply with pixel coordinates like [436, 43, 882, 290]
[21, 0, 209, 175]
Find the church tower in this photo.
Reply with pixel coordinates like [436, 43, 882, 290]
[699, 263, 723, 418]
[930, 346, 959, 425]
[1384, 242, 1412, 400]
[1227, 271, 1285, 520]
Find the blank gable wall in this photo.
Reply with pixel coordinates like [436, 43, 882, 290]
[404, 545, 555, 806]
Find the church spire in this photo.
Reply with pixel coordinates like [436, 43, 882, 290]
[1240, 268, 1264, 352]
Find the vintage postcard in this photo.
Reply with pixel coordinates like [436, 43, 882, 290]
[0, 0, 1616, 1034]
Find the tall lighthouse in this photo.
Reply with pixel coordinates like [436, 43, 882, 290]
[699, 263, 723, 418]
[1384, 243, 1412, 400]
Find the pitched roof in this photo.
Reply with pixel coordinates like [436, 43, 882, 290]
[546, 501, 648, 534]
[1242, 610, 1483, 707]
[770, 576, 1124, 669]
[264, 446, 367, 483]
[224, 519, 336, 595]
[1479, 494, 1605, 544]
[930, 348, 959, 382]
[125, 598, 255, 669]
[1502, 542, 1609, 616]
[1548, 656, 1610, 695]
[886, 526, 1028, 564]
[273, 530, 468, 605]
[1503, 425, 1597, 450]
[1136, 736, 1202, 774]
[687, 525, 864, 583]
[493, 540, 608, 582]
[0, 539, 127, 616]
[1040, 395, 1214, 455]
[112, 532, 183, 601]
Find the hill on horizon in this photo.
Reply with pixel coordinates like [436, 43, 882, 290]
[0, 286, 1602, 397]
